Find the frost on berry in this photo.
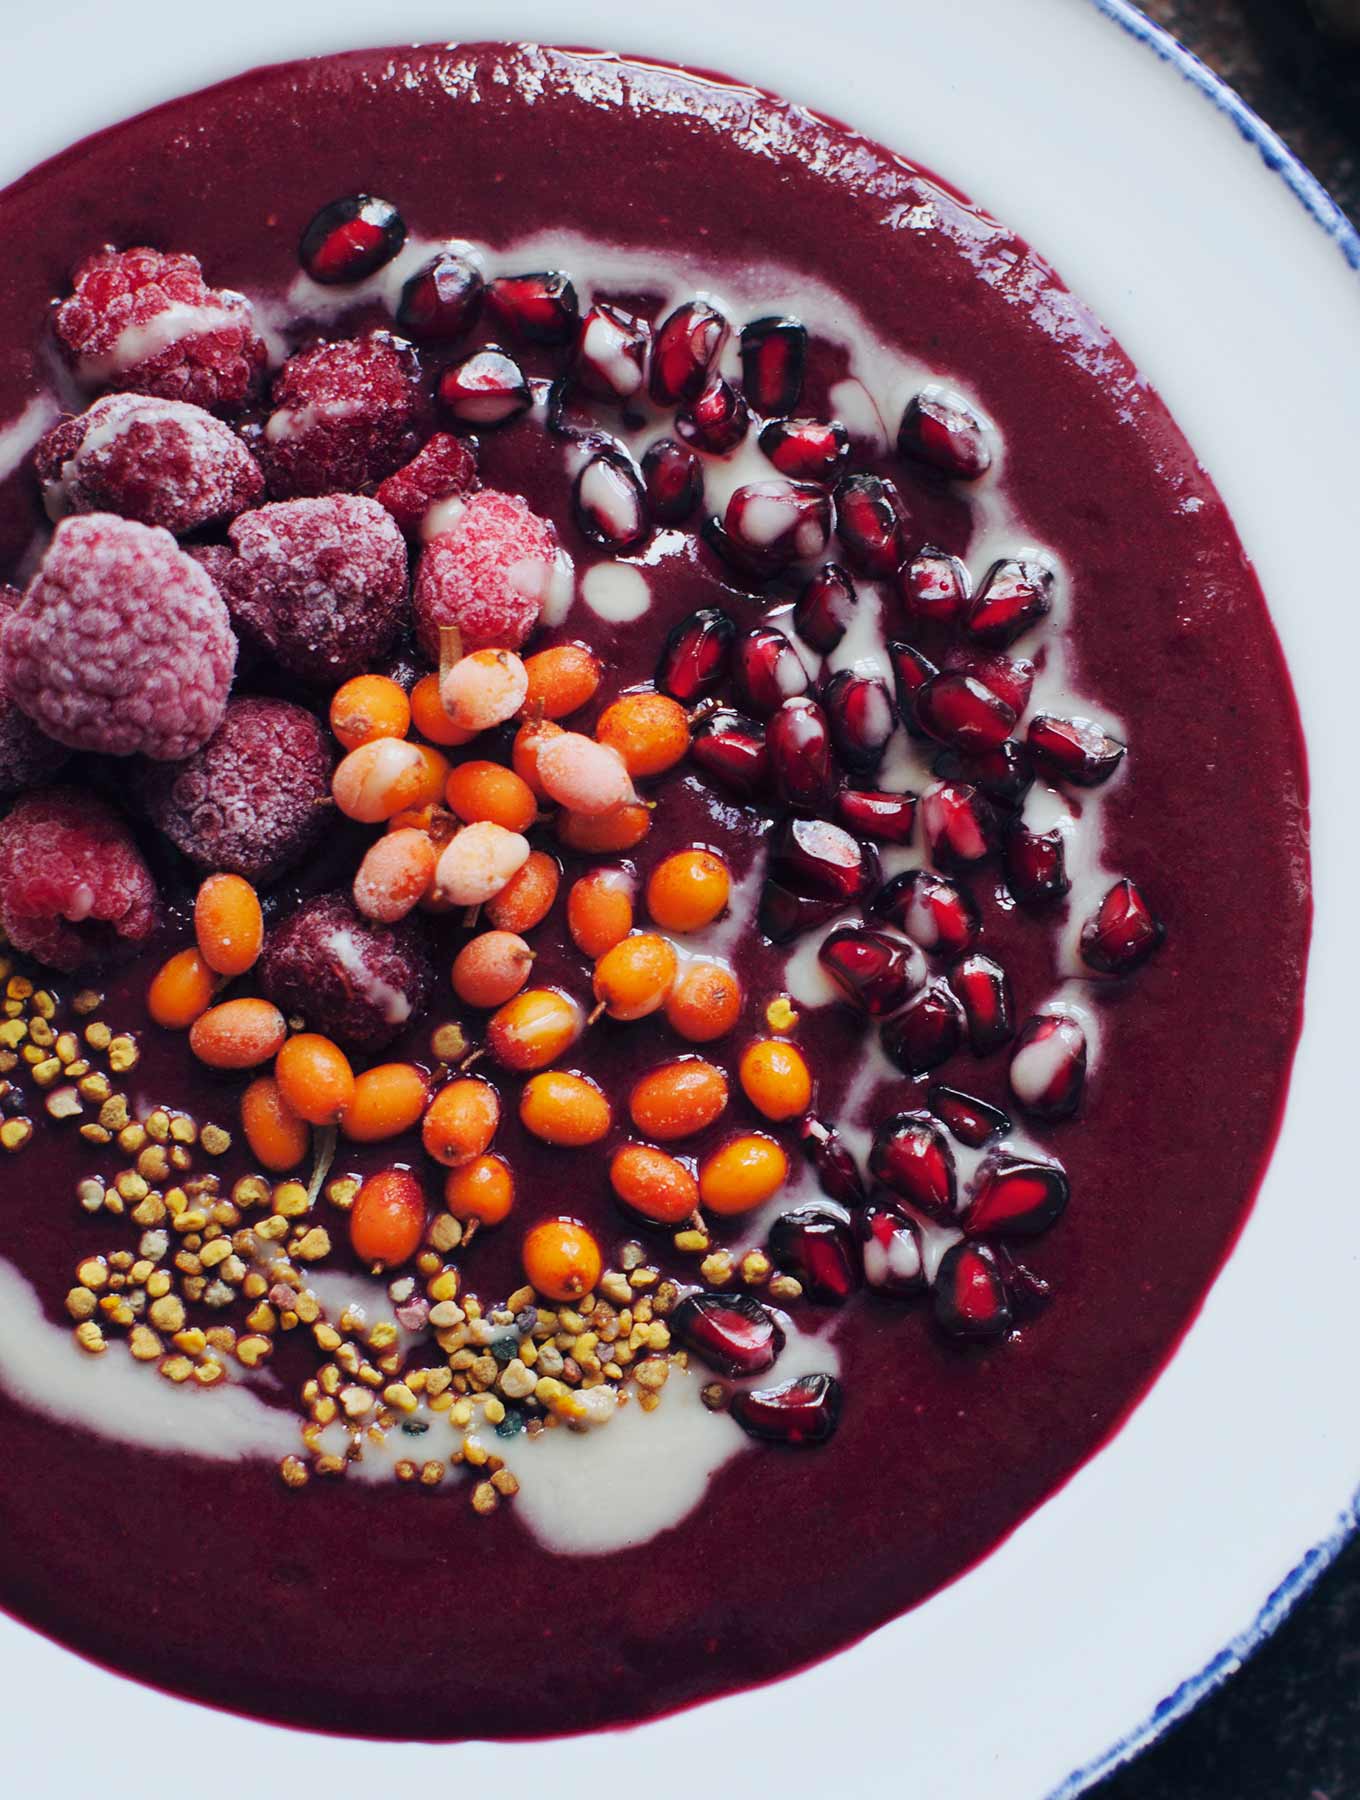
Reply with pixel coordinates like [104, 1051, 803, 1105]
[259, 331, 422, 498]
[412, 488, 559, 657]
[375, 432, 478, 538]
[220, 495, 409, 686]
[0, 585, 69, 798]
[258, 891, 434, 1051]
[2, 514, 237, 760]
[52, 246, 266, 415]
[35, 393, 263, 536]
[138, 696, 334, 883]
[0, 787, 159, 971]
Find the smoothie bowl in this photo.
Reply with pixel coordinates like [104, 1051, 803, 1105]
[0, 7, 1354, 1795]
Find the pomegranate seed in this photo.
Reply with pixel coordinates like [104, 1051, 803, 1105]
[299, 194, 406, 284]
[544, 377, 610, 445]
[887, 641, 940, 737]
[395, 252, 484, 342]
[733, 625, 810, 717]
[966, 558, 1053, 647]
[897, 386, 992, 480]
[953, 953, 1015, 1054]
[574, 301, 651, 402]
[798, 1114, 867, 1209]
[823, 668, 898, 774]
[767, 696, 834, 810]
[869, 1111, 956, 1221]
[572, 448, 649, 551]
[671, 1291, 784, 1377]
[1027, 715, 1127, 787]
[1009, 1012, 1088, 1119]
[873, 869, 980, 957]
[740, 315, 807, 414]
[881, 979, 964, 1075]
[997, 1249, 1053, 1319]
[691, 709, 768, 798]
[897, 547, 971, 627]
[677, 376, 750, 454]
[834, 472, 909, 576]
[730, 1371, 842, 1446]
[485, 270, 580, 345]
[965, 1156, 1070, 1238]
[928, 1084, 1013, 1148]
[818, 924, 925, 1016]
[767, 1206, 862, 1303]
[948, 650, 1035, 717]
[1003, 822, 1070, 905]
[436, 348, 531, 427]
[921, 780, 997, 868]
[859, 1205, 928, 1296]
[770, 817, 877, 902]
[656, 607, 735, 704]
[759, 417, 850, 483]
[794, 563, 858, 654]
[1081, 878, 1165, 974]
[833, 787, 917, 844]
[722, 480, 831, 573]
[642, 437, 704, 525]
[934, 1241, 1012, 1339]
[914, 672, 1016, 753]
[649, 299, 729, 404]
[758, 879, 842, 944]
[962, 739, 1035, 810]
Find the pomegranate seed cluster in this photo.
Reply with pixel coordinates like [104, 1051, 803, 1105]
[0, 209, 1168, 1500]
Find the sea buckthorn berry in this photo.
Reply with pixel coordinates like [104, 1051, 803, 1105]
[433, 821, 531, 907]
[189, 997, 287, 1069]
[487, 987, 584, 1072]
[646, 847, 731, 933]
[444, 1153, 515, 1225]
[240, 1075, 311, 1173]
[738, 1037, 813, 1121]
[342, 1062, 429, 1142]
[629, 1057, 728, 1141]
[521, 1218, 602, 1302]
[522, 643, 603, 719]
[596, 690, 690, 778]
[411, 672, 476, 748]
[353, 828, 437, 923]
[194, 873, 264, 978]
[535, 731, 634, 816]
[665, 961, 743, 1043]
[406, 743, 453, 810]
[329, 674, 411, 751]
[485, 849, 560, 933]
[421, 1075, 500, 1167]
[567, 866, 634, 958]
[609, 1143, 700, 1224]
[147, 946, 219, 1030]
[592, 932, 678, 1021]
[519, 1070, 613, 1146]
[350, 1167, 427, 1269]
[333, 737, 429, 823]
[275, 1031, 357, 1127]
[556, 801, 652, 854]
[699, 1132, 790, 1215]
[440, 649, 529, 734]
[452, 930, 534, 1008]
[512, 717, 565, 798]
[445, 759, 537, 832]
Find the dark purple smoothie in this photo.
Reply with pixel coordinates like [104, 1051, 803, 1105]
[0, 43, 1308, 1740]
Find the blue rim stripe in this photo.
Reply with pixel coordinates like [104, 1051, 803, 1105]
[1055, 4, 1360, 1792]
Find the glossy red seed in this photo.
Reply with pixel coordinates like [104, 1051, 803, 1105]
[965, 1156, 1070, 1238]
[671, 1291, 783, 1377]
[677, 375, 750, 453]
[833, 787, 917, 845]
[834, 472, 909, 575]
[299, 194, 406, 284]
[934, 1240, 1012, 1339]
[656, 607, 735, 704]
[485, 270, 580, 344]
[733, 625, 809, 717]
[730, 1371, 842, 1446]
[757, 879, 842, 944]
[767, 1206, 862, 1303]
[649, 300, 729, 404]
[436, 348, 531, 426]
[921, 780, 997, 868]
[573, 448, 649, 551]
[798, 1114, 867, 1209]
[966, 558, 1054, 647]
[1009, 1012, 1088, 1119]
[395, 253, 484, 342]
[1081, 878, 1165, 974]
[1027, 714, 1127, 786]
[770, 817, 876, 902]
[759, 417, 850, 483]
[722, 480, 831, 573]
[858, 1206, 928, 1296]
[574, 302, 651, 402]
[766, 697, 834, 810]
[948, 650, 1035, 717]
[869, 1111, 956, 1221]
[873, 868, 980, 957]
[897, 386, 992, 480]
[897, 547, 971, 626]
[887, 640, 941, 737]
[739, 316, 808, 414]
[691, 708, 768, 798]
[963, 739, 1035, 810]
[881, 979, 964, 1076]
[1003, 822, 1071, 905]
[794, 563, 858, 654]
[928, 1084, 1013, 1149]
[822, 668, 898, 774]
[642, 437, 704, 525]
[914, 672, 1016, 753]
[953, 952, 1015, 1054]
[818, 925, 925, 1016]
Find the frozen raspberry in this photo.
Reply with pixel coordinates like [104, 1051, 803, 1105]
[259, 332, 422, 499]
[219, 495, 409, 686]
[3, 515, 237, 760]
[138, 696, 334, 883]
[35, 393, 263, 536]
[0, 787, 159, 971]
[0, 586, 69, 798]
[53, 247, 266, 415]
[413, 488, 560, 657]
[375, 432, 478, 538]
[258, 892, 434, 1051]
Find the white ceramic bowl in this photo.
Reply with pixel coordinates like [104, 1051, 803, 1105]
[2, 3, 1357, 1794]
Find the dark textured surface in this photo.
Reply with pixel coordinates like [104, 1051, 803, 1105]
[1092, 4, 1360, 1797]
